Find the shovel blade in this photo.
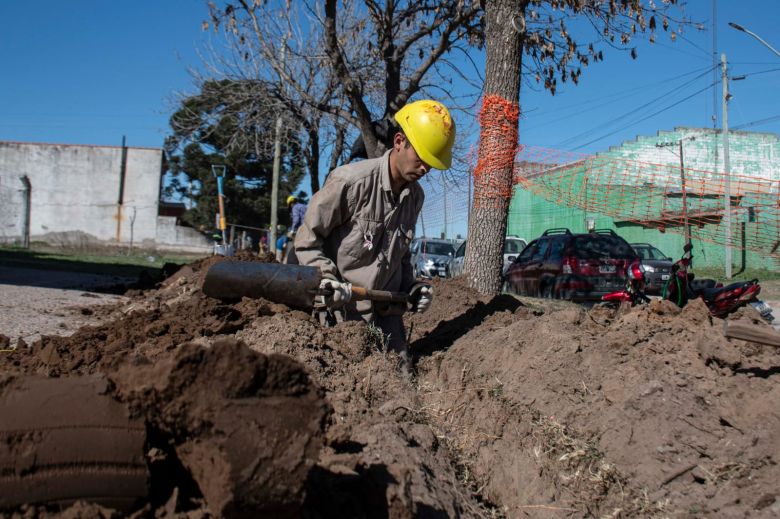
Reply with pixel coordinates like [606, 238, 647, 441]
[202, 262, 322, 309]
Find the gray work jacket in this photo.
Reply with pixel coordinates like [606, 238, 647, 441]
[294, 150, 422, 306]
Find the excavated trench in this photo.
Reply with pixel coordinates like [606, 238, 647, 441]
[1, 253, 779, 517]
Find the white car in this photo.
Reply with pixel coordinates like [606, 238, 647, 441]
[450, 236, 527, 277]
[410, 238, 456, 279]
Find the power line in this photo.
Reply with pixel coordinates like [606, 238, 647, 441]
[522, 66, 714, 133]
[570, 80, 718, 150]
[555, 65, 717, 149]
[732, 114, 780, 130]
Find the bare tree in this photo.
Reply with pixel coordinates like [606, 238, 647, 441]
[464, 0, 691, 294]
[205, 0, 483, 179]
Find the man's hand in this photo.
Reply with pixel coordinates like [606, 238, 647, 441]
[409, 283, 433, 314]
[316, 279, 352, 309]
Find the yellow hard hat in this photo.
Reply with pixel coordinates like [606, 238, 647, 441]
[393, 99, 455, 170]
[286, 195, 297, 206]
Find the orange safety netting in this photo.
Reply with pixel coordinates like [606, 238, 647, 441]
[513, 145, 780, 256]
[472, 95, 520, 209]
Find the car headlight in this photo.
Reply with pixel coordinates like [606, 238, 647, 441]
[424, 259, 435, 267]
[643, 264, 656, 273]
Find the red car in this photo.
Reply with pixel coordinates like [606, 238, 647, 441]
[504, 228, 639, 301]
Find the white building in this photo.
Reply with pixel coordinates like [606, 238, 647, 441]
[0, 141, 210, 252]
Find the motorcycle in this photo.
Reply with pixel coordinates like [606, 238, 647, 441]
[663, 243, 770, 319]
[601, 258, 651, 306]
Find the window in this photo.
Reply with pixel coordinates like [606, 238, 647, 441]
[423, 241, 455, 256]
[531, 239, 550, 262]
[504, 239, 527, 254]
[572, 235, 635, 259]
[548, 238, 566, 261]
[455, 241, 466, 258]
[517, 241, 538, 263]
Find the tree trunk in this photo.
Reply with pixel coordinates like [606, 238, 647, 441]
[464, 0, 523, 295]
[329, 127, 345, 172]
[307, 123, 321, 194]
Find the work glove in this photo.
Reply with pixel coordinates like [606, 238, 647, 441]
[316, 278, 352, 309]
[409, 283, 433, 314]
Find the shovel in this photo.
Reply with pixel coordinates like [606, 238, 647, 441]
[202, 262, 409, 309]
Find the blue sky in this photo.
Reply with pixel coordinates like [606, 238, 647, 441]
[517, 0, 780, 152]
[1, 1, 778, 221]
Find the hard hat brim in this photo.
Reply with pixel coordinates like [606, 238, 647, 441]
[393, 101, 454, 170]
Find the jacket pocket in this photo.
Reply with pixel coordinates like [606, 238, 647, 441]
[343, 218, 385, 263]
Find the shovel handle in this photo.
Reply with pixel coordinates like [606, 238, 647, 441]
[351, 286, 408, 303]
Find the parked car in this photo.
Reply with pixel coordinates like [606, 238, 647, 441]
[630, 243, 674, 294]
[450, 236, 528, 277]
[504, 228, 638, 301]
[410, 238, 456, 279]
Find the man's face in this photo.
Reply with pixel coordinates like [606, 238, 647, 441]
[393, 133, 432, 184]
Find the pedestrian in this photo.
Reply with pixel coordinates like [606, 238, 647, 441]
[258, 234, 268, 254]
[286, 195, 308, 234]
[275, 231, 289, 263]
[294, 99, 455, 365]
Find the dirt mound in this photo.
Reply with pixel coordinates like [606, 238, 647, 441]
[2, 256, 779, 517]
[110, 338, 329, 517]
[0, 256, 486, 517]
[415, 295, 780, 517]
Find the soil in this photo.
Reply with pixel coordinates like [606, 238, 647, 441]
[1, 253, 779, 518]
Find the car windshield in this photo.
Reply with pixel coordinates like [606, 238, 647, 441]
[571, 235, 635, 259]
[423, 242, 455, 256]
[503, 239, 526, 254]
[634, 245, 668, 260]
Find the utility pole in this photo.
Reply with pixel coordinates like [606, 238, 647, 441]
[678, 139, 691, 249]
[721, 53, 732, 280]
[270, 112, 283, 254]
[656, 135, 694, 249]
[269, 38, 288, 254]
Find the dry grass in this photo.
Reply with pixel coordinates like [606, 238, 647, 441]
[531, 414, 624, 500]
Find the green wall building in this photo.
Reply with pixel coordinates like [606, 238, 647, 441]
[507, 128, 780, 272]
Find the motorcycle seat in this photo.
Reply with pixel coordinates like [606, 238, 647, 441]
[700, 280, 756, 301]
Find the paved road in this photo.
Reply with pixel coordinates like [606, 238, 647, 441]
[0, 267, 129, 345]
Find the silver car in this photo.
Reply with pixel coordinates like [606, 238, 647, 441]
[411, 238, 456, 279]
[450, 236, 527, 277]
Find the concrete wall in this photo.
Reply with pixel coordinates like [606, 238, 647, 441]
[0, 141, 210, 252]
[508, 128, 780, 271]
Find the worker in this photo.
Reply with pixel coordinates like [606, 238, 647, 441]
[287, 195, 308, 234]
[294, 99, 455, 365]
[275, 227, 289, 263]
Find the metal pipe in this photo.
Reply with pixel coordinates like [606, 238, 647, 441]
[20, 175, 31, 248]
[116, 136, 128, 242]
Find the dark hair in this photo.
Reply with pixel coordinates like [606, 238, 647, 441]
[347, 118, 402, 162]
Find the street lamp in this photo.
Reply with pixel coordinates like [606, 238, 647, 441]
[728, 22, 780, 58]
